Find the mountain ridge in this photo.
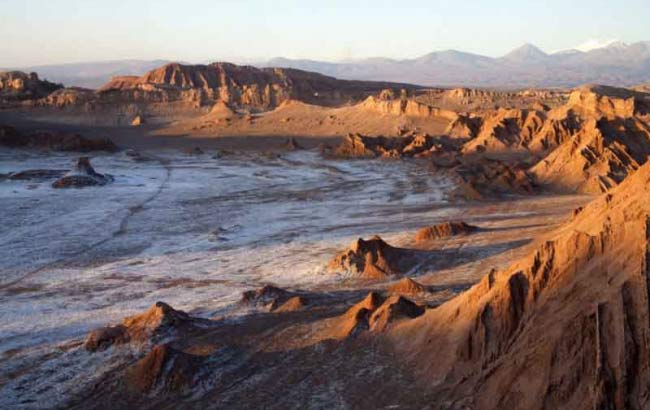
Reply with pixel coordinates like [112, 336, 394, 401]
[263, 41, 650, 88]
[7, 41, 650, 90]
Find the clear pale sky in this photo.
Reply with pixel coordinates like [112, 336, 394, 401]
[1, 0, 649, 67]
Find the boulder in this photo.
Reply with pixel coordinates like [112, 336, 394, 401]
[52, 157, 114, 188]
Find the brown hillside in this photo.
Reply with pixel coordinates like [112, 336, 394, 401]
[388, 162, 650, 409]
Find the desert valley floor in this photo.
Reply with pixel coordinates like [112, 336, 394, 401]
[3, 61, 650, 409]
[0, 129, 589, 408]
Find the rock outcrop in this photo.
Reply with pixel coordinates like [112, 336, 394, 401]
[94, 62, 417, 111]
[368, 295, 425, 332]
[457, 85, 650, 163]
[452, 84, 650, 194]
[52, 157, 114, 188]
[274, 296, 308, 312]
[450, 158, 535, 200]
[38, 87, 95, 108]
[84, 302, 193, 352]
[444, 113, 482, 139]
[0, 71, 62, 104]
[530, 115, 650, 193]
[321, 292, 386, 339]
[461, 108, 546, 154]
[328, 236, 417, 279]
[414, 221, 479, 242]
[203, 100, 238, 122]
[388, 162, 650, 409]
[414, 87, 567, 114]
[388, 277, 429, 295]
[124, 344, 205, 393]
[327, 133, 453, 159]
[124, 344, 206, 394]
[239, 285, 296, 311]
[326, 292, 425, 338]
[361, 94, 458, 121]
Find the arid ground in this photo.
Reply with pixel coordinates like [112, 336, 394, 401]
[2, 63, 650, 409]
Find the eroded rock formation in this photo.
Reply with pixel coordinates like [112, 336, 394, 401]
[530, 116, 650, 193]
[52, 157, 114, 188]
[239, 285, 296, 311]
[388, 277, 429, 295]
[388, 162, 650, 409]
[0, 71, 62, 104]
[84, 302, 194, 352]
[361, 94, 458, 122]
[461, 108, 546, 154]
[328, 236, 417, 279]
[95, 62, 416, 111]
[327, 133, 454, 159]
[124, 344, 205, 393]
[323, 291, 425, 338]
[450, 158, 535, 200]
[414, 221, 479, 242]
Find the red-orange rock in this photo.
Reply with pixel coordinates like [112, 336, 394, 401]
[414, 221, 478, 242]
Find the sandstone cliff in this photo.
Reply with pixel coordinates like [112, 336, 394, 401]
[389, 162, 650, 409]
[95, 62, 418, 111]
[460, 85, 650, 156]
[529, 85, 650, 193]
[461, 108, 546, 154]
[0, 71, 62, 104]
[360, 94, 459, 122]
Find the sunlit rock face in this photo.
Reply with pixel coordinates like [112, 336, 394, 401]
[389, 163, 650, 409]
[95, 62, 414, 111]
[0, 71, 62, 104]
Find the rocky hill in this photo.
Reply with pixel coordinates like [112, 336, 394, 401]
[529, 85, 650, 193]
[0, 71, 62, 104]
[387, 162, 650, 409]
[94, 62, 419, 110]
[445, 84, 650, 194]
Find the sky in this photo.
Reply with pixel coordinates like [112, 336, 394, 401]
[1, 0, 649, 67]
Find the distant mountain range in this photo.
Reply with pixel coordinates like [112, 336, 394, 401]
[4, 41, 650, 89]
[264, 41, 650, 88]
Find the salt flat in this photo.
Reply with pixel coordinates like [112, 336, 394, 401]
[0, 149, 452, 354]
[0, 147, 589, 408]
